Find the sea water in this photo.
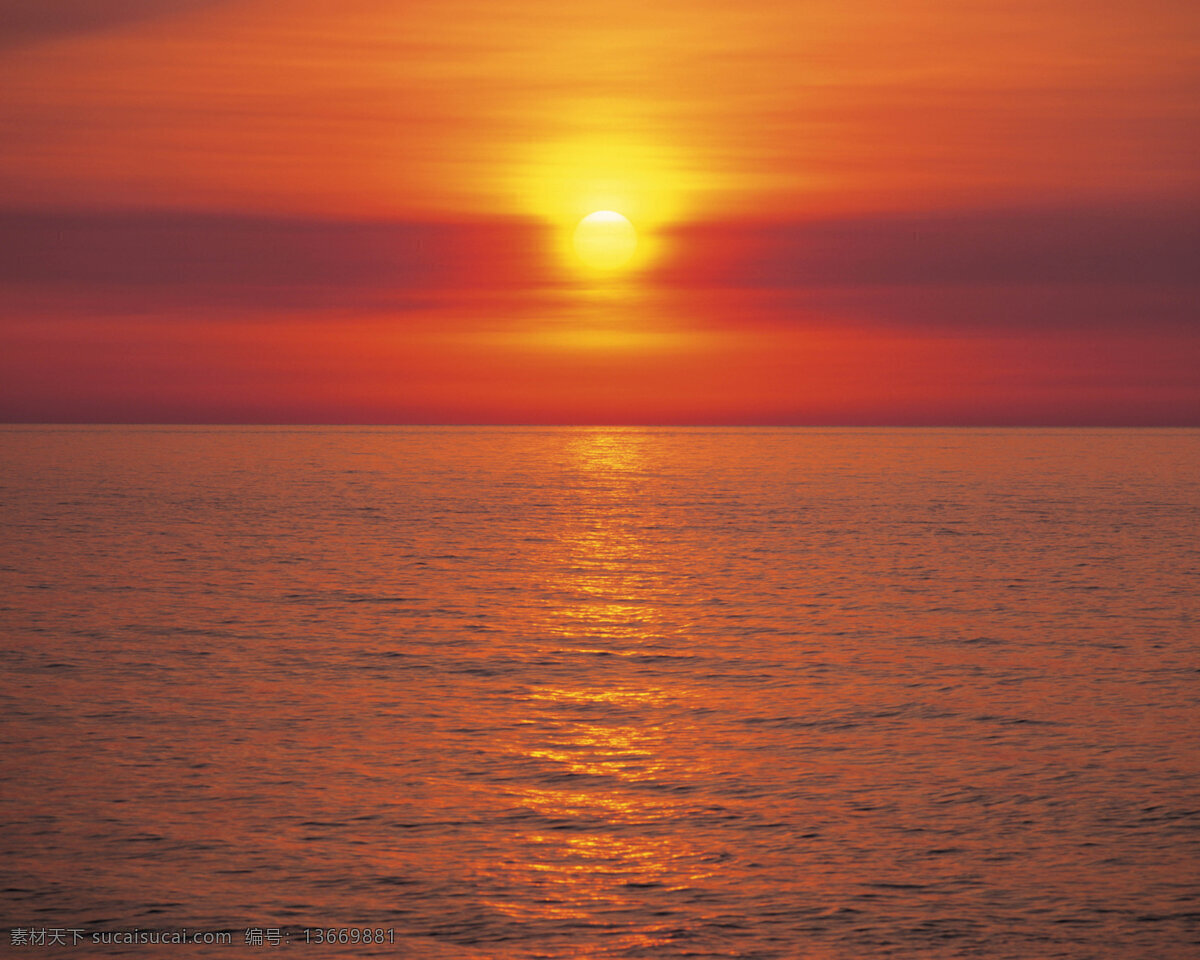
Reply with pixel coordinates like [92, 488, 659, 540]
[1, 427, 1197, 958]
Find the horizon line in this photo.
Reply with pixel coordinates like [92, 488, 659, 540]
[3, 423, 1198, 430]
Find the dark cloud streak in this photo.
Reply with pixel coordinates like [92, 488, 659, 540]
[0, 205, 1195, 331]
[0, 1, 227, 52]
[0, 209, 557, 311]
[657, 206, 1200, 288]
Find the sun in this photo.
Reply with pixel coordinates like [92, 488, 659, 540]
[572, 210, 638, 271]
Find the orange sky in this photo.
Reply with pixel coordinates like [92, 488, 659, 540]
[1, 0, 1197, 423]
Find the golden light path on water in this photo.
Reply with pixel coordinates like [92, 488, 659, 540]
[494, 432, 714, 948]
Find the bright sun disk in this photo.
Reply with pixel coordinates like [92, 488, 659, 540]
[572, 211, 638, 271]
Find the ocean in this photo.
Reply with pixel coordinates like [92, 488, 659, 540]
[1, 426, 1197, 958]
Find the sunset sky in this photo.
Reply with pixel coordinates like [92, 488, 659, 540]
[1, 0, 1197, 423]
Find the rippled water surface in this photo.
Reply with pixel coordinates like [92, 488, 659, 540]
[2, 426, 1198, 958]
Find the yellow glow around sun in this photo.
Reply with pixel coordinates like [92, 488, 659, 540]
[510, 120, 695, 275]
[573, 211, 637, 271]
[518, 128, 687, 227]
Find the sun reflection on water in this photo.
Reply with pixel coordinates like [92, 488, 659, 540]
[496, 429, 714, 935]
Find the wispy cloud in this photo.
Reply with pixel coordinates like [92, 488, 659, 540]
[0, 0, 226, 52]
